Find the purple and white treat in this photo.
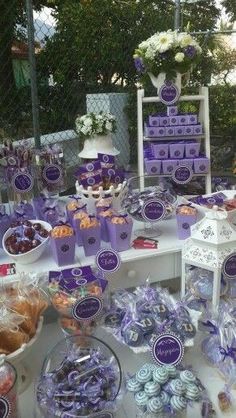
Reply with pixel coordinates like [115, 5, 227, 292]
[152, 303, 170, 321]
[136, 316, 155, 334]
[164, 365, 177, 378]
[160, 391, 170, 406]
[122, 323, 144, 347]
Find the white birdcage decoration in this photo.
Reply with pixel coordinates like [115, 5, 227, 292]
[181, 207, 236, 311]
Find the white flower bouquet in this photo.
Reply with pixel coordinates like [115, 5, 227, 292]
[134, 30, 202, 79]
[75, 111, 116, 139]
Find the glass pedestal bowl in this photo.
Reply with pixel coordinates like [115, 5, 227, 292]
[36, 335, 123, 418]
[123, 176, 177, 238]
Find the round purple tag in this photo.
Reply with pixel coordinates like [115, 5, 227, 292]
[0, 397, 10, 418]
[72, 296, 103, 321]
[223, 253, 236, 279]
[96, 249, 121, 273]
[159, 81, 180, 105]
[43, 164, 62, 184]
[142, 199, 166, 222]
[172, 165, 193, 185]
[12, 172, 33, 193]
[152, 333, 184, 366]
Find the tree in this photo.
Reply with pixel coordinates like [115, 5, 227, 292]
[222, 0, 236, 20]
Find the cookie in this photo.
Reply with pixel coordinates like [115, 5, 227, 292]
[136, 316, 155, 334]
[179, 321, 196, 339]
[122, 323, 144, 347]
[152, 303, 170, 321]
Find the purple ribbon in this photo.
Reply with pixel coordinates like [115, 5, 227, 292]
[219, 345, 236, 362]
[201, 320, 218, 335]
[69, 195, 82, 202]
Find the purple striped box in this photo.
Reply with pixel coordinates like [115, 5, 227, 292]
[144, 158, 162, 175]
[162, 160, 178, 175]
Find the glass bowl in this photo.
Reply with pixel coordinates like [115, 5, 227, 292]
[123, 175, 178, 237]
[36, 335, 123, 417]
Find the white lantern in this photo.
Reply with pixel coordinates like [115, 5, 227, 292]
[181, 208, 236, 311]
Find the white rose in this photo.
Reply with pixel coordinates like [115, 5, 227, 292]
[83, 118, 92, 126]
[175, 52, 185, 63]
[178, 33, 193, 48]
[105, 121, 112, 131]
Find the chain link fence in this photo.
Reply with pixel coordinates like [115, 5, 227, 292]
[0, 1, 235, 189]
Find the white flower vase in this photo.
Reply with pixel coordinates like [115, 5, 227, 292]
[78, 134, 120, 159]
[148, 72, 182, 96]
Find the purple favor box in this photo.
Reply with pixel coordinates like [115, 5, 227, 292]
[149, 115, 160, 127]
[152, 143, 169, 159]
[170, 116, 178, 126]
[189, 114, 198, 125]
[144, 158, 162, 175]
[174, 126, 184, 136]
[51, 234, 76, 266]
[159, 116, 169, 127]
[181, 159, 193, 168]
[167, 106, 178, 116]
[162, 160, 178, 174]
[193, 124, 203, 135]
[194, 157, 210, 174]
[178, 115, 188, 125]
[166, 127, 175, 136]
[107, 219, 133, 252]
[176, 213, 197, 240]
[73, 217, 84, 246]
[185, 142, 200, 158]
[169, 142, 185, 159]
[80, 225, 101, 256]
[184, 126, 194, 136]
[98, 215, 110, 243]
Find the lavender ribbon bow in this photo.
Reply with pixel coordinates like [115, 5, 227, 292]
[201, 320, 218, 335]
[219, 345, 236, 362]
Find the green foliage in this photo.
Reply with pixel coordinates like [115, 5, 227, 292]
[221, 0, 236, 20]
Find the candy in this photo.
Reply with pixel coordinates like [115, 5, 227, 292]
[159, 390, 170, 405]
[170, 395, 187, 411]
[185, 383, 200, 400]
[80, 217, 100, 229]
[152, 303, 170, 321]
[169, 379, 186, 396]
[164, 365, 177, 378]
[104, 312, 123, 328]
[218, 391, 232, 411]
[136, 368, 152, 384]
[147, 396, 163, 413]
[136, 316, 155, 334]
[134, 391, 149, 411]
[144, 381, 161, 397]
[4, 220, 49, 255]
[180, 370, 196, 384]
[126, 378, 143, 393]
[122, 323, 144, 347]
[51, 225, 74, 238]
[153, 367, 169, 385]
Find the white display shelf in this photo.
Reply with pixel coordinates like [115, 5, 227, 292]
[144, 135, 205, 142]
[20, 319, 236, 418]
[138, 87, 212, 194]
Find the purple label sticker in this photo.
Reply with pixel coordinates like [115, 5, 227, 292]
[223, 253, 236, 279]
[159, 81, 180, 105]
[42, 164, 62, 184]
[12, 172, 33, 193]
[61, 244, 69, 252]
[160, 150, 165, 156]
[96, 249, 121, 273]
[72, 296, 103, 321]
[182, 223, 190, 230]
[0, 397, 10, 418]
[142, 199, 166, 222]
[151, 167, 157, 173]
[172, 165, 193, 185]
[152, 333, 184, 366]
